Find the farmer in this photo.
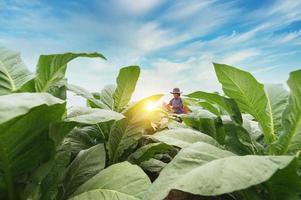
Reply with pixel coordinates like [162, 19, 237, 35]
[168, 88, 185, 114]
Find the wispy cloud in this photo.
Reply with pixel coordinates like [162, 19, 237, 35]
[113, 0, 163, 15]
[220, 49, 260, 65]
[1, 0, 301, 103]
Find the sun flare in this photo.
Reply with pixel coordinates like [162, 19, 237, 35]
[145, 101, 158, 111]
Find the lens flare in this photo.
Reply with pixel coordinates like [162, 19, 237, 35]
[145, 101, 158, 111]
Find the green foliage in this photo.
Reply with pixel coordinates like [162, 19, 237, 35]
[60, 144, 106, 199]
[181, 109, 225, 143]
[213, 63, 275, 145]
[145, 142, 299, 200]
[187, 91, 242, 125]
[150, 128, 219, 148]
[107, 118, 146, 165]
[35, 52, 106, 95]
[276, 70, 301, 153]
[1, 47, 301, 200]
[71, 162, 151, 199]
[0, 93, 66, 200]
[113, 66, 140, 112]
[128, 143, 174, 164]
[65, 107, 124, 125]
[264, 84, 289, 134]
[0, 47, 33, 95]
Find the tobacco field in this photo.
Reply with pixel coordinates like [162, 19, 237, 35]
[0, 47, 301, 200]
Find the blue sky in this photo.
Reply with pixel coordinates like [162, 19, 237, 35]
[1, 0, 301, 101]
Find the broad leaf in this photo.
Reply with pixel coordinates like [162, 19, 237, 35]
[140, 158, 167, 174]
[107, 118, 145, 164]
[198, 101, 220, 115]
[265, 84, 289, 134]
[0, 93, 66, 200]
[187, 91, 242, 124]
[128, 143, 174, 164]
[50, 107, 124, 149]
[123, 94, 164, 127]
[113, 66, 140, 111]
[69, 189, 139, 200]
[40, 144, 72, 200]
[145, 142, 298, 200]
[181, 110, 225, 143]
[277, 70, 301, 153]
[123, 94, 164, 117]
[99, 84, 116, 110]
[72, 162, 151, 199]
[213, 63, 275, 144]
[65, 107, 124, 125]
[35, 52, 106, 93]
[223, 122, 257, 155]
[0, 47, 33, 95]
[67, 84, 108, 109]
[61, 144, 106, 199]
[62, 126, 101, 156]
[149, 128, 219, 148]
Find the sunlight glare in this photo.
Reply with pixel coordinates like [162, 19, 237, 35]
[145, 101, 158, 111]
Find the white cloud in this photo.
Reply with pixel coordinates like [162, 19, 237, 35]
[132, 54, 222, 101]
[113, 0, 163, 15]
[277, 30, 301, 44]
[250, 0, 301, 31]
[163, 0, 213, 20]
[134, 22, 187, 54]
[220, 49, 260, 65]
[251, 66, 280, 74]
[268, 0, 301, 19]
[1, 0, 301, 105]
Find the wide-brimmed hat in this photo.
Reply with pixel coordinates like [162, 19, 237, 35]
[170, 88, 182, 94]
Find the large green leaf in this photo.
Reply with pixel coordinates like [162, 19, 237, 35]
[113, 66, 140, 111]
[223, 122, 257, 155]
[107, 118, 145, 164]
[0, 93, 66, 200]
[128, 143, 174, 164]
[61, 127, 101, 156]
[277, 70, 301, 153]
[68, 189, 139, 200]
[187, 91, 242, 124]
[145, 142, 299, 200]
[0, 47, 33, 95]
[35, 52, 106, 93]
[67, 84, 108, 109]
[140, 158, 167, 174]
[71, 162, 151, 199]
[149, 128, 219, 148]
[65, 107, 124, 125]
[213, 63, 275, 144]
[197, 101, 220, 116]
[181, 109, 225, 143]
[123, 94, 163, 117]
[123, 94, 164, 127]
[61, 144, 106, 199]
[40, 144, 72, 200]
[144, 142, 234, 200]
[50, 107, 124, 145]
[265, 84, 289, 134]
[99, 84, 116, 110]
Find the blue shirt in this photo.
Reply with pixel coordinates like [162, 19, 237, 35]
[169, 98, 184, 114]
